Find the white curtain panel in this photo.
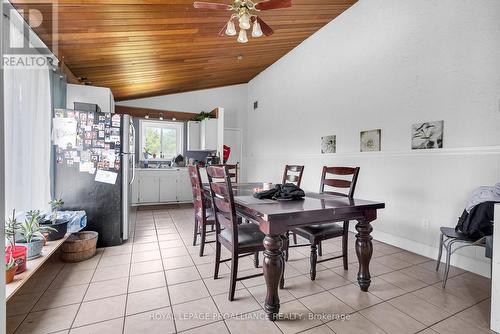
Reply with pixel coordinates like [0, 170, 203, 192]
[4, 67, 52, 215]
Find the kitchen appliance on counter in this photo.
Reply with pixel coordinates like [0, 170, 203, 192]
[205, 153, 220, 165]
[52, 108, 136, 247]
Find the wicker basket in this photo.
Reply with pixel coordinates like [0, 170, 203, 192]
[60, 231, 98, 263]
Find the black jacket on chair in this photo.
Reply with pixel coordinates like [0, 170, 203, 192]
[455, 201, 498, 239]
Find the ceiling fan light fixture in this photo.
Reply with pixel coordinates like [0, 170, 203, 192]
[225, 19, 237, 36]
[237, 29, 248, 43]
[252, 20, 263, 38]
[239, 13, 251, 30]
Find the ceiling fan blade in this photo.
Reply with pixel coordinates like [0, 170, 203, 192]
[193, 1, 232, 10]
[257, 17, 274, 36]
[255, 0, 291, 11]
[218, 22, 228, 36]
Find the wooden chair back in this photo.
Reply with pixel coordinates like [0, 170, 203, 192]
[319, 166, 360, 198]
[188, 165, 207, 222]
[206, 165, 239, 247]
[282, 165, 305, 187]
[213, 164, 238, 183]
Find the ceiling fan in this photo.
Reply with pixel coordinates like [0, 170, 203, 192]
[193, 0, 292, 43]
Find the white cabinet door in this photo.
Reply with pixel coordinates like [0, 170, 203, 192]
[177, 170, 193, 202]
[201, 119, 218, 150]
[187, 121, 201, 151]
[159, 173, 177, 203]
[131, 170, 139, 204]
[138, 174, 160, 203]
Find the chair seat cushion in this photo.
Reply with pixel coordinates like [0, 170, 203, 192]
[293, 222, 344, 239]
[440, 227, 476, 241]
[220, 223, 265, 249]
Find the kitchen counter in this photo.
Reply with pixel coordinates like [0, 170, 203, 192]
[135, 167, 188, 171]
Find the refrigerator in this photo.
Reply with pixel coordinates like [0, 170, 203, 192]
[52, 109, 136, 247]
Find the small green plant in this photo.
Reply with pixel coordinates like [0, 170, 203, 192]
[17, 211, 57, 243]
[5, 255, 15, 270]
[192, 111, 213, 122]
[5, 209, 21, 248]
[49, 197, 64, 222]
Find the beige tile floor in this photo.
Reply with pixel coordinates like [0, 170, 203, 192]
[6, 204, 494, 334]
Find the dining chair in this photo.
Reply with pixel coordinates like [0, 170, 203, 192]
[207, 165, 282, 301]
[213, 164, 238, 183]
[282, 165, 305, 247]
[282, 165, 305, 187]
[188, 165, 216, 257]
[289, 166, 360, 280]
[436, 227, 486, 288]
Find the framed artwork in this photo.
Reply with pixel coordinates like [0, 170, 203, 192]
[321, 135, 336, 154]
[360, 129, 381, 152]
[412, 120, 444, 149]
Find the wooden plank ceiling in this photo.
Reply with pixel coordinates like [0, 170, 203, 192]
[11, 0, 357, 101]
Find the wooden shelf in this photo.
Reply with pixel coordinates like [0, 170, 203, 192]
[5, 234, 69, 301]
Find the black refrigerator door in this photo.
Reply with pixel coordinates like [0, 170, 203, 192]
[54, 110, 123, 247]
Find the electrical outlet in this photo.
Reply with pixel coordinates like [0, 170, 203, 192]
[422, 218, 430, 230]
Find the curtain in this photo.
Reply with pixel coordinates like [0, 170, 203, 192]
[4, 68, 52, 216]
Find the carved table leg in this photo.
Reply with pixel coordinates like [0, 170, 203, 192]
[263, 234, 284, 321]
[355, 219, 374, 292]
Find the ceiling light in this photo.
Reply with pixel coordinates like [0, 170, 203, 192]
[239, 13, 251, 30]
[225, 19, 236, 36]
[252, 21, 263, 38]
[159, 113, 164, 120]
[145, 114, 150, 119]
[172, 117, 177, 121]
[237, 29, 248, 44]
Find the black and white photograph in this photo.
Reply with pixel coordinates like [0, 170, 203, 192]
[360, 129, 381, 152]
[411, 120, 444, 149]
[321, 135, 336, 154]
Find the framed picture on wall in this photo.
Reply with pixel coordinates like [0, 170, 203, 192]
[360, 129, 381, 152]
[321, 135, 336, 154]
[411, 120, 444, 149]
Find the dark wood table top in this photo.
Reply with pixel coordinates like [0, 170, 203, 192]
[204, 183, 385, 234]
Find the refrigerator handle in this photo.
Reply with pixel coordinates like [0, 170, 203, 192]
[130, 122, 136, 185]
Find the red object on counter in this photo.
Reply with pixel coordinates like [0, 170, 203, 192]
[6, 245, 27, 274]
[223, 145, 231, 163]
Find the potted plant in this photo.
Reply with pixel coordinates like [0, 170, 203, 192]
[16, 211, 57, 260]
[41, 197, 69, 241]
[143, 147, 151, 160]
[5, 254, 18, 284]
[4, 209, 27, 274]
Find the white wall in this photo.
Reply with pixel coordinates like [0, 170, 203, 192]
[245, 0, 500, 276]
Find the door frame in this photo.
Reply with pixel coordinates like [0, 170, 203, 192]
[224, 127, 243, 181]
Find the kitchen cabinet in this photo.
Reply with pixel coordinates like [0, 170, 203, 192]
[201, 119, 218, 150]
[134, 169, 193, 205]
[187, 119, 218, 151]
[138, 174, 160, 203]
[131, 171, 139, 204]
[159, 175, 177, 202]
[187, 121, 201, 151]
[177, 170, 193, 202]
[66, 84, 115, 113]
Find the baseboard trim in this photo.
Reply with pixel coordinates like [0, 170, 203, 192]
[350, 227, 492, 278]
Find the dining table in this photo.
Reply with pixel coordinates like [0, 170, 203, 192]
[203, 182, 385, 321]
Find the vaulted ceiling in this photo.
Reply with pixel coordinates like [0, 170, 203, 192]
[11, 0, 357, 101]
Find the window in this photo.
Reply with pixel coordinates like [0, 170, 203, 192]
[139, 120, 184, 160]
